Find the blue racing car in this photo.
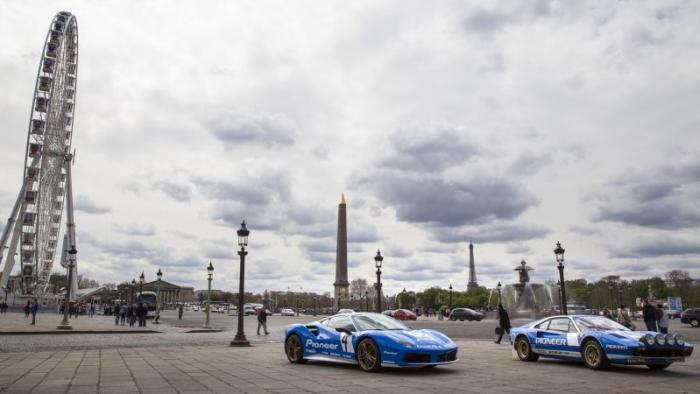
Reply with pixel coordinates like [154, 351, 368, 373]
[509, 315, 694, 370]
[284, 312, 458, 372]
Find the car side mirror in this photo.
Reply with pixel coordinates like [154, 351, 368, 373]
[336, 327, 352, 335]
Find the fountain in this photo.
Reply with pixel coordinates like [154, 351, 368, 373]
[496, 260, 558, 318]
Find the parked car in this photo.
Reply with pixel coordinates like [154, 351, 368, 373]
[392, 309, 417, 321]
[680, 308, 700, 327]
[192, 305, 200, 312]
[448, 308, 483, 321]
[284, 312, 458, 371]
[281, 308, 295, 316]
[337, 309, 355, 314]
[667, 310, 681, 319]
[382, 310, 395, 317]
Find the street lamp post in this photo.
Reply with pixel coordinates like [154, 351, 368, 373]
[365, 290, 369, 312]
[374, 250, 383, 313]
[57, 246, 77, 330]
[138, 272, 145, 303]
[203, 262, 214, 329]
[608, 283, 615, 309]
[448, 284, 453, 310]
[554, 241, 567, 315]
[496, 282, 502, 305]
[231, 220, 250, 347]
[155, 268, 162, 324]
[131, 279, 136, 304]
[313, 296, 317, 316]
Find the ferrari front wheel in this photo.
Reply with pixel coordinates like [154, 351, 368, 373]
[515, 336, 539, 361]
[582, 340, 610, 370]
[357, 339, 382, 372]
[285, 334, 306, 364]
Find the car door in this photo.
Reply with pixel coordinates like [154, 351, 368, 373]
[535, 317, 579, 359]
[324, 315, 357, 361]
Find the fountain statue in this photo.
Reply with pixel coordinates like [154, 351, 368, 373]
[496, 259, 558, 318]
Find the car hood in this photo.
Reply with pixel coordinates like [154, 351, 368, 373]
[379, 329, 454, 347]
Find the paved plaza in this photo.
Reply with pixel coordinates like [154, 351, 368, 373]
[0, 340, 697, 394]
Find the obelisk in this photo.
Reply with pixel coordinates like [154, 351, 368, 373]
[333, 193, 349, 310]
[467, 242, 479, 290]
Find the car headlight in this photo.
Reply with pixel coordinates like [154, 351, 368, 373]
[667, 335, 676, 346]
[643, 333, 655, 345]
[655, 334, 666, 345]
[388, 334, 414, 347]
[674, 334, 684, 346]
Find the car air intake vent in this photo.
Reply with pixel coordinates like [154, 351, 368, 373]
[404, 353, 431, 363]
[446, 350, 457, 361]
[305, 325, 319, 336]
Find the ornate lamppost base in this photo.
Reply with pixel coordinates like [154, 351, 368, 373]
[230, 335, 251, 347]
[56, 323, 73, 330]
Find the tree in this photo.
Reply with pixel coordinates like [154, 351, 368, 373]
[350, 278, 368, 297]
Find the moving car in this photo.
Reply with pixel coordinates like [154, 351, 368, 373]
[284, 312, 458, 372]
[392, 309, 417, 321]
[281, 308, 295, 316]
[510, 315, 694, 370]
[448, 308, 483, 321]
[680, 308, 700, 327]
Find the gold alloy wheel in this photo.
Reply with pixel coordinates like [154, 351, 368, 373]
[286, 335, 302, 362]
[517, 340, 529, 358]
[584, 343, 600, 367]
[357, 340, 379, 371]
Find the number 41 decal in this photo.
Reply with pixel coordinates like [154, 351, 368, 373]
[340, 333, 355, 353]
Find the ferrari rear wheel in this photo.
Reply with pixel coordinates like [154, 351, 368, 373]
[357, 339, 382, 372]
[582, 340, 610, 370]
[646, 363, 671, 370]
[515, 336, 539, 361]
[285, 334, 306, 364]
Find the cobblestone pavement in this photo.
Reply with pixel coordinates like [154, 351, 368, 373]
[0, 312, 155, 333]
[0, 340, 697, 394]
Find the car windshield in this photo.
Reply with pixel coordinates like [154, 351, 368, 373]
[574, 316, 630, 332]
[352, 313, 409, 331]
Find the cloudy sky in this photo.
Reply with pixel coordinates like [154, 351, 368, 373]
[1, 1, 699, 294]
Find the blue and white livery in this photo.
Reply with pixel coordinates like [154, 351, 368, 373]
[284, 312, 458, 372]
[509, 315, 694, 370]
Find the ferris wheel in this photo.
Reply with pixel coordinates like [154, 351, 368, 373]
[0, 11, 79, 296]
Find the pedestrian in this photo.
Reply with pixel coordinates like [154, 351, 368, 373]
[30, 299, 39, 325]
[23, 301, 31, 318]
[642, 299, 657, 332]
[89, 303, 95, 317]
[602, 308, 612, 319]
[114, 304, 121, 325]
[178, 304, 184, 320]
[617, 305, 633, 329]
[257, 307, 269, 335]
[128, 303, 135, 327]
[657, 304, 669, 334]
[494, 304, 511, 344]
[120, 303, 127, 325]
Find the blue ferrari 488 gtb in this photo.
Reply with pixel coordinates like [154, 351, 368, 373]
[509, 315, 693, 370]
[284, 312, 458, 372]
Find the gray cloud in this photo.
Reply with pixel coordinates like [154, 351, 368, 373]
[380, 128, 479, 173]
[209, 111, 296, 148]
[434, 222, 549, 244]
[592, 158, 700, 229]
[74, 195, 111, 214]
[613, 237, 700, 258]
[153, 180, 191, 202]
[507, 151, 552, 176]
[463, 1, 553, 36]
[113, 223, 156, 237]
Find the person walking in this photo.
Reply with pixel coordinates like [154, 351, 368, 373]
[602, 308, 613, 319]
[257, 307, 269, 335]
[494, 304, 511, 344]
[23, 301, 31, 318]
[617, 305, 633, 329]
[120, 303, 127, 325]
[136, 302, 145, 327]
[642, 299, 657, 332]
[657, 304, 669, 334]
[114, 304, 121, 325]
[30, 299, 39, 325]
[178, 304, 184, 320]
[128, 303, 135, 327]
